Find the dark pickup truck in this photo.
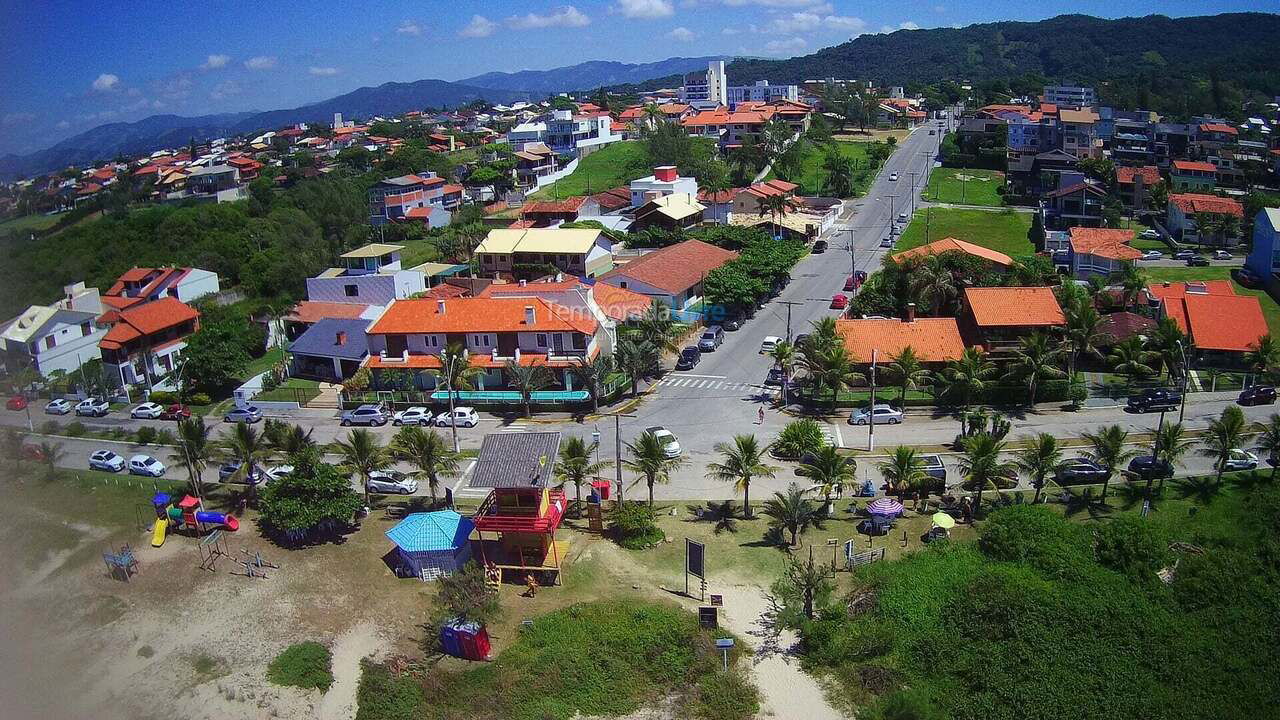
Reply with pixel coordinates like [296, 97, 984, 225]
[1127, 388, 1181, 413]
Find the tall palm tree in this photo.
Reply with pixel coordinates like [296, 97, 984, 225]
[762, 483, 822, 547]
[809, 316, 840, 351]
[912, 256, 958, 316]
[1014, 433, 1063, 504]
[943, 347, 996, 434]
[571, 354, 614, 413]
[706, 434, 777, 518]
[219, 421, 273, 501]
[434, 342, 483, 408]
[624, 430, 687, 507]
[505, 360, 552, 417]
[1254, 413, 1280, 484]
[887, 346, 930, 406]
[1001, 332, 1066, 407]
[1152, 421, 1194, 495]
[390, 425, 458, 503]
[1148, 316, 1187, 378]
[1113, 261, 1146, 310]
[1082, 424, 1138, 500]
[556, 435, 611, 510]
[1198, 405, 1250, 487]
[797, 445, 856, 513]
[1247, 334, 1280, 377]
[615, 337, 657, 397]
[1063, 300, 1105, 376]
[641, 102, 664, 128]
[334, 428, 391, 507]
[265, 422, 316, 457]
[171, 417, 213, 497]
[1109, 336, 1158, 381]
[877, 445, 930, 496]
[799, 343, 865, 409]
[768, 340, 797, 377]
[759, 193, 792, 237]
[957, 432, 1013, 517]
[635, 304, 678, 352]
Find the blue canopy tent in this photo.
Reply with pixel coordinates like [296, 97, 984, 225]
[385, 511, 475, 581]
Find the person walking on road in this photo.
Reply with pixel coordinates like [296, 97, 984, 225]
[757, 407, 765, 424]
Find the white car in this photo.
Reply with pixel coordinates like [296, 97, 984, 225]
[1223, 449, 1258, 471]
[897, 212, 908, 223]
[1213, 250, 1233, 260]
[889, 172, 899, 181]
[849, 404, 904, 426]
[131, 402, 164, 419]
[435, 407, 479, 428]
[366, 470, 418, 495]
[264, 465, 294, 482]
[128, 454, 166, 477]
[89, 449, 125, 472]
[75, 398, 110, 417]
[645, 426, 682, 458]
[45, 398, 72, 415]
[1139, 229, 1160, 240]
[1141, 250, 1163, 261]
[760, 336, 782, 354]
[393, 406, 433, 426]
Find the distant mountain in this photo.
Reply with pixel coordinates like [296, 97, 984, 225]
[461, 57, 727, 94]
[0, 79, 534, 180]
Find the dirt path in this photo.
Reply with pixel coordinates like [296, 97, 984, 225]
[715, 580, 847, 720]
[317, 621, 384, 720]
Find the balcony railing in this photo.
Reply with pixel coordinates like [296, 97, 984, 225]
[473, 489, 566, 533]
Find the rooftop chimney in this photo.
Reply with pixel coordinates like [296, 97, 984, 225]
[336, 331, 347, 346]
[524, 304, 536, 325]
[654, 165, 678, 183]
[519, 279, 527, 287]
[437, 299, 446, 314]
[906, 303, 916, 323]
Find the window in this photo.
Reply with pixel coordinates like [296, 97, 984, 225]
[619, 281, 628, 289]
[572, 333, 586, 350]
[44, 335, 56, 350]
[536, 334, 547, 348]
[344, 284, 358, 297]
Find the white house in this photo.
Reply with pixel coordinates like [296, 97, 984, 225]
[629, 166, 699, 208]
[0, 282, 107, 378]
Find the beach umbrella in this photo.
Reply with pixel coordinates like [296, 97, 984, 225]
[931, 512, 956, 529]
[866, 497, 905, 516]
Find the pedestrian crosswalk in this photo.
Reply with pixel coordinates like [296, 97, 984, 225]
[498, 424, 529, 433]
[655, 376, 770, 393]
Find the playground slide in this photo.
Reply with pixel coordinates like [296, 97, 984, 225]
[194, 511, 239, 531]
[150, 518, 167, 547]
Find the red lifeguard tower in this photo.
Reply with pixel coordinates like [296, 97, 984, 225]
[469, 431, 568, 586]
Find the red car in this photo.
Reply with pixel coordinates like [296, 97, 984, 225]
[6, 396, 27, 411]
[160, 404, 191, 421]
[844, 275, 856, 291]
[830, 294, 848, 310]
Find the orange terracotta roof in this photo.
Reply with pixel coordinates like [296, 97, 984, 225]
[1116, 166, 1161, 185]
[598, 239, 737, 296]
[589, 283, 653, 322]
[368, 296, 597, 335]
[1168, 193, 1243, 218]
[523, 197, 586, 215]
[1068, 228, 1142, 261]
[618, 107, 646, 121]
[287, 301, 372, 324]
[1184, 294, 1268, 352]
[508, 219, 537, 229]
[1172, 160, 1217, 173]
[964, 287, 1065, 327]
[100, 297, 199, 350]
[698, 188, 741, 204]
[589, 186, 632, 211]
[894, 237, 1013, 267]
[838, 318, 967, 364]
[742, 179, 798, 199]
[1145, 281, 1235, 332]
[364, 348, 596, 370]
[403, 206, 434, 219]
[1199, 123, 1238, 135]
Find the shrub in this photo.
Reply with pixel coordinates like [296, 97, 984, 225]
[692, 670, 759, 720]
[134, 426, 157, 446]
[977, 505, 1092, 580]
[609, 501, 665, 549]
[189, 392, 212, 406]
[148, 390, 177, 405]
[39, 420, 59, 435]
[433, 561, 499, 626]
[772, 418, 827, 459]
[355, 659, 424, 720]
[267, 641, 333, 691]
[64, 421, 87, 437]
[154, 428, 176, 446]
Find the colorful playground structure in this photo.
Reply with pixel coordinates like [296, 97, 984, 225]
[150, 493, 239, 547]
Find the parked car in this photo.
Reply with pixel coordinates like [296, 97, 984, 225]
[75, 398, 110, 417]
[393, 406, 434, 426]
[698, 326, 725, 351]
[764, 366, 787, 387]
[1128, 455, 1173, 479]
[128, 454, 166, 478]
[928, 129, 936, 135]
[6, 395, 27, 411]
[435, 407, 479, 428]
[1187, 255, 1209, 267]
[1222, 449, 1258, 471]
[1213, 250, 1233, 260]
[849, 404, 904, 426]
[830, 294, 848, 310]
[1237, 267, 1261, 287]
[1174, 250, 1196, 260]
[844, 275, 857, 291]
[889, 172, 899, 181]
[131, 402, 164, 419]
[224, 405, 263, 423]
[160, 404, 191, 421]
[1141, 250, 1163, 261]
[723, 317, 743, 331]
[44, 398, 71, 415]
[264, 465, 294, 482]
[341, 404, 387, 426]
[854, 270, 868, 284]
[1238, 385, 1277, 406]
[919, 454, 947, 482]
[760, 336, 782, 354]
[880, 237, 893, 248]
[218, 460, 264, 484]
[367, 470, 418, 495]
[645, 426, 682, 458]
[1139, 229, 1160, 240]
[676, 346, 702, 370]
[897, 212, 908, 223]
[811, 239, 828, 253]
[1127, 388, 1181, 413]
[89, 449, 126, 473]
[1056, 457, 1109, 483]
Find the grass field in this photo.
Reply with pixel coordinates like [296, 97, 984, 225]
[1141, 265, 1280, 335]
[256, 377, 322, 403]
[894, 207, 1035, 257]
[923, 167, 1005, 206]
[788, 140, 882, 197]
[0, 212, 61, 235]
[527, 141, 652, 200]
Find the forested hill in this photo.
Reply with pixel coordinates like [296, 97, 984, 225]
[639, 13, 1280, 118]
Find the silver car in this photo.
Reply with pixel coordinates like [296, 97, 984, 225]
[341, 404, 388, 426]
[45, 398, 72, 415]
[367, 470, 418, 495]
[393, 406, 433, 426]
[224, 405, 263, 423]
[128, 454, 166, 477]
[849, 404, 904, 425]
[89, 449, 125, 472]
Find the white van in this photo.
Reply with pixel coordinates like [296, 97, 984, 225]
[760, 336, 782, 354]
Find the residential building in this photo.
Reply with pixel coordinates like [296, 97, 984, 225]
[961, 287, 1065, 353]
[580, 186, 632, 216]
[1145, 281, 1268, 363]
[506, 121, 547, 150]
[1115, 166, 1161, 212]
[1, 282, 107, 377]
[475, 227, 614, 279]
[730, 179, 798, 217]
[1067, 227, 1143, 278]
[727, 80, 799, 104]
[1005, 149, 1079, 198]
[630, 193, 706, 232]
[597, 239, 737, 310]
[305, 244, 426, 307]
[1043, 85, 1096, 107]
[517, 197, 587, 228]
[765, 99, 814, 135]
[479, 277, 653, 324]
[1043, 181, 1107, 229]
[1245, 208, 1280, 280]
[1110, 116, 1156, 166]
[368, 173, 456, 228]
[184, 164, 241, 200]
[288, 317, 370, 381]
[1166, 193, 1245, 246]
[99, 297, 200, 387]
[545, 110, 621, 155]
[837, 311, 967, 369]
[629, 166, 699, 208]
[679, 61, 728, 106]
[1058, 109, 1100, 158]
[893, 237, 1014, 269]
[1153, 123, 1195, 169]
[512, 144, 558, 188]
[697, 188, 738, 225]
[1170, 160, 1218, 192]
[284, 301, 377, 340]
[101, 267, 220, 312]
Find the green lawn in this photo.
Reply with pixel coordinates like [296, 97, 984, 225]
[894, 207, 1035, 257]
[1141, 266, 1280, 336]
[790, 140, 880, 197]
[241, 347, 285, 380]
[1130, 237, 1168, 252]
[0, 213, 61, 235]
[397, 237, 441, 269]
[257, 377, 321, 403]
[527, 141, 652, 200]
[922, 167, 1005, 207]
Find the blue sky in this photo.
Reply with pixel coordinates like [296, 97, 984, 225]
[0, 0, 1265, 155]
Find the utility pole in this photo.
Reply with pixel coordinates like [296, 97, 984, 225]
[599, 411, 636, 503]
[868, 349, 878, 451]
[907, 171, 919, 214]
[1176, 341, 1189, 424]
[778, 301, 803, 342]
[886, 194, 899, 236]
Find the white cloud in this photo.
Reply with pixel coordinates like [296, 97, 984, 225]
[459, 15, 497, 37]
[879, 21, 919, 33]
[396, 20, 422, 36]
[309, 66, 339, 76]
[154, 73, 193, 100]
[722, 27, 740, 35]
[91, 73, 119, 92]
[244, 56, 277, 70]
[617, 0, 673, 19]
[723, 0, 826, 7]
[56, 120, 71, 130]
[507, 5, 591, 29]
[211, 80, 241, 100]
[826, 16, 867, 32]
[762, 10, 864, 34]
[764, 36, 806, 55]
[200, 54, 230, 70]
[667, 26, 695, 41]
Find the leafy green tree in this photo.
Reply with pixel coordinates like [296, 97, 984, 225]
[171, 417, 213, 497]
[958, 432, 1013, 516]
[772, 418, 827, 460]
[182, 321, 252, 393]
[258, 448, 362, 537]
[707, 434, 777, 518]
[1001, 332, 1065, 406]
[762, 483, 823, 547]
[703, 263, 764, 315]
[571, 354, 614, 413]
[798, 343, 865, 409]
[556, 435, 611, 510]
[887, 345, 930, 405]
[390, 425, 458, 502]
[219, 421, 273, 501]
[1246, 334, 1280, 375]
[1254, 413, 1280, 484]
[771, 553, 833, 623]
[624, 430, 687, 508]
[878, 445, 931, 496]
[434, 561, 499, 624]
[1028, 212, 1046, 252]
[943, 347, 997, 434]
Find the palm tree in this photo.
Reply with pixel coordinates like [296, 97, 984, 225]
[1148, 317, 1187, 378]
[912, 256, 958, 316]
[887, 346, 930, 406]
[624, 430, 687, 507]
[390, 425, 458, 503]
[1014, 433, 1063, 504]
[38, 441, 63, 481]
[957, 432, 1013, 517]
[768, 340, 797, 377]
[797, 446, 856, 513]
[1113, 261, 1146, 310]
[762, 483, 822, 547]
[505, 360, 552, 417]
[434, 342, 484, 408]
[877, 445, 930, 496]
[1198, 405, 1249, 487]
[556, 435, 611, 511]
[219, 421, 273, 502]
[1254, 413, 1280, 484]
[1082, 424, 1138, 500]
[641, 102, 664, 128]
[334, 428, 391, 507]
[706, 434, 777, 518]
[758, 192, 792, 238]
[1001, 332, 1066, 407]
[1247, 334, 1280, 376]
[943, 347, 996, 434]
[1109, 336, 1158, 381]
[265, 422, 315, 457]
[1063, 301, 1105, 376]
[809, 316, 840, 351]
[171, 417, 213, 497]
[571, 354, 614, 413]
[635, 304, 678, 353]
[615, 337, 657, 397]
[1152, 421, 1194, 495]
[825, 155, 857, 197]
[799, 343, 865, 409]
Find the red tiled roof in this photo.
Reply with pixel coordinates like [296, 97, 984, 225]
[1199, 123, 1238, 135]
[1098, 312, 1156, 344]
[1068, 227, 1143, 262]
[698, 188, 741, 204]
[742, 179, 798, 199]
[76, 183, 102, 195]
[368, 296, 598, 335]
[1168, 193, 1243, 218]
[964, 287, 1065, 327]
[838, 318, 967, 364]
[522, 196, 586, 215]
[1184, 294, 1268, 352]
[681, 109, 730, 127]
[287, 301, 371, 324]
[442, 184, 464, 195]
[508, 219, 537, 229]
[1172, 160, 1217, 173]
[1116, 166, 1161, 185]
[589, 186, 632, 211]
[403, 206, 434, 219]
[100, 297, 199, 350]
[422, 283, 470, 300]
[894, 237, 1014, 267]
[618, 107, 646, 121]
[590, 282, 654, 322]
[598, 239, 738, 296]
[1145, 281, 1235, 332]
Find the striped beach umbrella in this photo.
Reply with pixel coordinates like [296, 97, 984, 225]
[866, 497, 905, 516]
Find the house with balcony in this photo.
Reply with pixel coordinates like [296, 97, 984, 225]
[1005, 149, 1079, 198]
[468, 431, 568, 584]
[1067, 227, 1143, 279]
[101, 267, 220, 312]
[304, 243, 426, 310]
[182, 164, 243, 203]
[629, 166, 699, 208]
[1152, 123, 1195, 169]
[545, 110, 621, 155]
[1110, 116, 1155, 166]
[1115, 166, 1161, 213]
[1, 282, 107, 378]
[1145, 281, 1268, 365]
[1042, 180, 1106, 229]
[512, 144, 558, 188]
[630, 193, 706, 233]
[1170, 160, 1217, 193]
[1058, 109, 1100, 158]
[1166, 193, 1245, 247]
[368, 173, 455, 228]
[961, 286, 1065, 353]
[476, 227, 613, 279]
[98, 297, 200, 387]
